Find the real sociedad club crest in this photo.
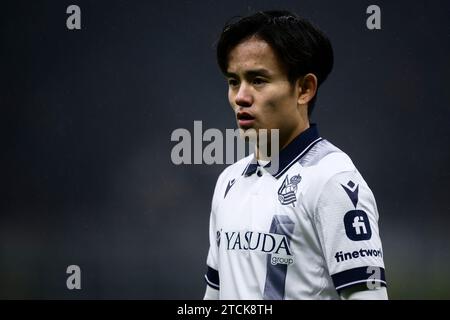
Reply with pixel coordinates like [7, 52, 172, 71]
[278, 174, 302, 206]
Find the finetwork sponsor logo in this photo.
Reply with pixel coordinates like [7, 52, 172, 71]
[343, 210, 372, 241]
[224, 230, 294, 265]
[334, 248, 383, 263]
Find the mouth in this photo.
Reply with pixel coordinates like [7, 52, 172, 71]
[237, 111, 255, 128]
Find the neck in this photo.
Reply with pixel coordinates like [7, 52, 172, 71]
[255, 122, 310, 160]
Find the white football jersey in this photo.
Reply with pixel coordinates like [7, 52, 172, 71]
[204, 124, 387, 300]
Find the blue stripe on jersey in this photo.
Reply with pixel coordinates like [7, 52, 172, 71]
[263, 215, 295, 300]
[331, 266, 387, 292]
[205, 266, 220, 289]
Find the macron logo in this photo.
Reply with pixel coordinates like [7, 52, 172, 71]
[224, 179, 236, 198]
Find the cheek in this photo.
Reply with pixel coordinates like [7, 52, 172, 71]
[260, 92, 297, 123]
[228, 89, 235, 109]
[276, 89, 297, 111]
[262, 92, 292, 114]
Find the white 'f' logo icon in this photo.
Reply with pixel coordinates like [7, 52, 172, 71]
[352, 216, 367, 235]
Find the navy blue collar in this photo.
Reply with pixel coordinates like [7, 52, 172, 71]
[242, 124, 323, 179]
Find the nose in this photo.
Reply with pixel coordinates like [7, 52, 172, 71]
[235, 83, 253, 108]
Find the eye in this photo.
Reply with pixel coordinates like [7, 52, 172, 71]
[252, 78, 267, 86]
[228, 79, 239, 87]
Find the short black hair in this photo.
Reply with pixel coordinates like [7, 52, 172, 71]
[216, 10, 334, 116]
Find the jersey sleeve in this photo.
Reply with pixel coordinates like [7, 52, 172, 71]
[313, 170, 387, 293]
[204, 207, 220, 290]
[204, 171, 224, 291]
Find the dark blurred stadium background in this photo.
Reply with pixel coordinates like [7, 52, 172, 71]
[1, 0, 449, 299]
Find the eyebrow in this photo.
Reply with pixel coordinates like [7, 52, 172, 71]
[225, 68, 272, 78]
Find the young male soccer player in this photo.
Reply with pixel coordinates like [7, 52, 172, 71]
[203, 10, 388, 300]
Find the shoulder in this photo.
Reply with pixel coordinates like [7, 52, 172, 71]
[301, 139, 357, 186]
[300, 139, 364, 209]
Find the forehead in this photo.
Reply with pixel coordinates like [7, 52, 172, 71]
[227, 37, 286, 75]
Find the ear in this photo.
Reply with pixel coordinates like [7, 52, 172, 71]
[297, 73, 318, 105]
